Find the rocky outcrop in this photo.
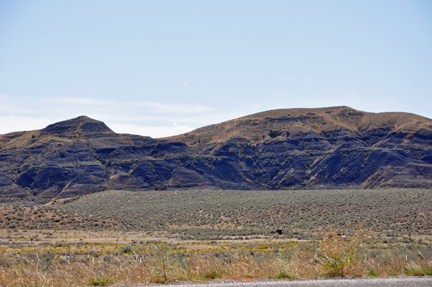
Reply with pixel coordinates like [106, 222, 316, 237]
[0, 107, 431, 203]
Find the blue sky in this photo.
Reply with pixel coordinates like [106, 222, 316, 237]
[1, 0, 431, 137]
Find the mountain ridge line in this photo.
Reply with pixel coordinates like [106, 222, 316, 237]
[0, 106, 431, 203]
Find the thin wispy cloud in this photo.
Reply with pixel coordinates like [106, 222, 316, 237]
[47, 97, 116, 106]
[0, 95, 243, 137]
[45, 97, 210, 115]
[132, 101, 209, 114]
[0, 115, 52, 134]
[1, 92, 425, 138]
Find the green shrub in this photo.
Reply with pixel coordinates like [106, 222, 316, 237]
[268, 130, 282, 138]
[120, 246, 133, 254]
[87, 277, 111, 286]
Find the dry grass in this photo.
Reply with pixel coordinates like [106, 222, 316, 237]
[0, 228, 431, 286]
[318, 227, 372, 277]
[0, 249, 430, 286]
[165, 106, 432, 146]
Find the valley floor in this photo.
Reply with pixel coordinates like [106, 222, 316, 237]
[0, 188, 430, 286]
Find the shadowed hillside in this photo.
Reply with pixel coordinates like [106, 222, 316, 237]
[166, 106, 432, 190]
[1, 107, 432, 203]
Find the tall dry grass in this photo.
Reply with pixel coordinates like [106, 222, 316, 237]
[0, 250, 430, 286]
[0, 231, 431, 286]
[317, 227, 372, 277]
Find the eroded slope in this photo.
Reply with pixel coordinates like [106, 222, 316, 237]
[0, 107, 431, 202]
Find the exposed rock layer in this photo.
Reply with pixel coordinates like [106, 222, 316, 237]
[0, 107, 431, 202]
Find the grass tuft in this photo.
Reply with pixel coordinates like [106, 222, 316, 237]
[203, 270, 220, 279]
[87, 277, 111, 286]
[270, 271, 293, 279]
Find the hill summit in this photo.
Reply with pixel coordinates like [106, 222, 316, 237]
[41, 116, 113, 137]
[0, 107, 431, 203]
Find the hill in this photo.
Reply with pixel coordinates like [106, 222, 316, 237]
[1, 107, 432, 202]
[166, 106, 432, 189]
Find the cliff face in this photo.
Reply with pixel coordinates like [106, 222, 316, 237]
[1, 107, 431, 202]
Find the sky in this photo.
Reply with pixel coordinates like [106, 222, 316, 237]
[0, 0, 431, 138]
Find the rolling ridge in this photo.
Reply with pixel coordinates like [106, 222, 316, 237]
[0, 106, 431, 203]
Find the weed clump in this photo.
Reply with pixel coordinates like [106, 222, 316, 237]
[318, 228, 371, 277]
[204, 270, 220, 279]
[87, 277, 110, 286]
[270, 271, 293, 279]
[120, 246, 133, 254]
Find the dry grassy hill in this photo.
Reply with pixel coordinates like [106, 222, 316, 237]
[0, 107, 432, 203]
[166, 106, 432, 150]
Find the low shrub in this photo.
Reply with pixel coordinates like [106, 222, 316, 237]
[87, 277, 111, 286]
